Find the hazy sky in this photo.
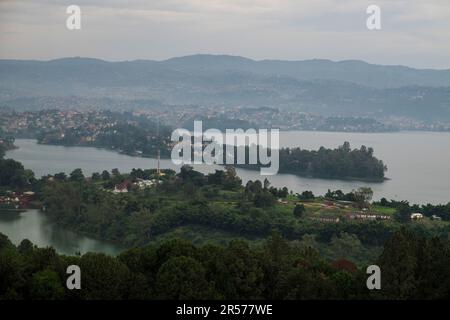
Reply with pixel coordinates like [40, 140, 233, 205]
[1, 0, 450, 69]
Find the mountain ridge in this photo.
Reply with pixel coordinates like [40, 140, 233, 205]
[2, 54, 449, 71]
[1, 54, 450, 121]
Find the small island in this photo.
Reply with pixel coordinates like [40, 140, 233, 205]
[237, 142, 387, 182]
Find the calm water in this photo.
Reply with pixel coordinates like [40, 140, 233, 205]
[0, 209, 124, 256]
[3, 132, 450, 254]
[7, 133, 450, 205]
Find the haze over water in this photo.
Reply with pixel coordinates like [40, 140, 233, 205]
[7, 131, 450, 205]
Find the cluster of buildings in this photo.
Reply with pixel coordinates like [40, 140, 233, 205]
[311, 217, 341, 224]
[0, 191, 35, 209]
[347, 213, 391, 221]
[311, 212, 390, 224]
[4, 107, 446, 144]
[112, 178, 160, 194]
[311, 211, 442, 224]
[0, 110, 117, 144]
[236, 109, 394, 132]
[133, 106, 394, 132]
[410, 213, 442, 221]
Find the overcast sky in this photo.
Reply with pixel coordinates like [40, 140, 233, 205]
[1, 0, 449, 69]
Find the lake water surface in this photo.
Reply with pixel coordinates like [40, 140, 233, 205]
[0, 209, 124, 256]
[7, 132, 450, 205]
[3, 132, 450, 254]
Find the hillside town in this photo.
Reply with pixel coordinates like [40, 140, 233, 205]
[0, 108, 402, 141]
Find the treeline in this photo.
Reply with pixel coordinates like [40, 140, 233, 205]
[1, 229, 449, 300]
[42, 166, 292, 246]
[94, 122, 172, 157]
[0, 130, 15, 158]
[0, 143, 35, 189]
[40, 167, 450, 250]
[240, 142, 386, 182]
[375, 198, 450, 221]
[37, 112, 172, 158]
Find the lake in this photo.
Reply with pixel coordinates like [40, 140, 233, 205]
[3, 132, 450, 254]
[0, 209, 124, 256]
[7, 132, 450, 205]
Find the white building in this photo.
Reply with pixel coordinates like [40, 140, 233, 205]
[410, 213, 424, 220]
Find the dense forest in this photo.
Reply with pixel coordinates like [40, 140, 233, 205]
[1, 229, 449, 299]
[38, 166, 450, 263]
[0, 129, 15, 157]
[1, 155, 450, 299]
[238, 142, 387, 182]
[0, 142, 35, 189]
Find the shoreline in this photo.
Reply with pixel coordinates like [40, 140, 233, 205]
[235, 165, 388, 183]
[31, 141, 388, 183]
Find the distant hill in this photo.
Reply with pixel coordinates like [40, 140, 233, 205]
[1, 55, 450, 120]
[162, 55, 450, 88]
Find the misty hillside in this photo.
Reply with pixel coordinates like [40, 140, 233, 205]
[1, 55, 450, 120]
[163, 55, 450, 88]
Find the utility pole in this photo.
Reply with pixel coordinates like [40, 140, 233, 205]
[157, 119, 161, 178]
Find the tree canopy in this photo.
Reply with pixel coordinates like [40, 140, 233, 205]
[1, 229, 449, 300]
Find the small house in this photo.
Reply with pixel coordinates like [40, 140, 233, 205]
[113, 180, 132, 193]
[410, 213, 424, 220]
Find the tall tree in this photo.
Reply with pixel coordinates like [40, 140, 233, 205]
[377, 229, 418, 299]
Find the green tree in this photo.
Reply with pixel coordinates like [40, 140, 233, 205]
[91, 172, 101, 181]
[54, 172, 67, 181]
[0, 234, 24, 299]
[18, 239, 34, 255]
[377, 229, 418, 299]
[30, 270, 65, 300]
[254, 192, 275, 208]
[298, 191, 314, 200]
[293, 204, 305, 218]
[69, 168, 85, 182]
[80, 253, 131, 299]
[395, 203, 411, 223]
[217, 241, 264, 299]
[101, 170, 111, 180]
[0, 158, 34, 187]
[415, 237, 450, 299]
[155, 256, 215, 299]
[327, 233, 364, 262]
[353, 187, 373, 208]
[261, 231, 290, 299]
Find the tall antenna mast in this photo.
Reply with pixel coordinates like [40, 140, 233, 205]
[157, 119, 161, 178]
